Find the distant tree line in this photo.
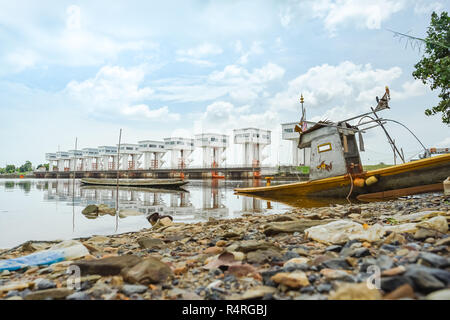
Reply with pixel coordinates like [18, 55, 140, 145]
[0, 161, 43, 174]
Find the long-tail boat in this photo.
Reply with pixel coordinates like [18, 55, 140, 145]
[235, 88, 450, 200]
[80, 178, 188, 188]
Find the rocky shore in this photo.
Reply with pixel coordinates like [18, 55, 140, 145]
[0, 193, 449, 300]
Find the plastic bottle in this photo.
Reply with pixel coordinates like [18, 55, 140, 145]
[0, 240, 89, 271]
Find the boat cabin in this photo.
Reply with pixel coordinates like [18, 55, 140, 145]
[298, 122, 363, 180]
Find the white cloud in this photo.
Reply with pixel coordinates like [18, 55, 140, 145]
[65, 64, 179, 121]
[66, 5, 81, 30]
[122, 104, 180, 121]
[237, 41, 264, 64]
[176, 43, 222, 58]
[312, 0, 406, 35]
[5, 50, 38, 73]
[270, 61, 402, 120]
[279, 6, 292, 28]
[0, 4, 151, 72]
[413, 1, 444, 15]
[392, 80, 429, 100]
[176, 57, 215, 67]
[154, 62, 285, 103]
[197, 101, 280, 134]
[436, 136, 450, 148]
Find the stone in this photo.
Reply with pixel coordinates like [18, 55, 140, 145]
[0, 282, 32, 293]
[66, 292, 90, 300]
[329, 283, 382, 300]
[405, 269, 445, 293]
[425, 289, 450, 300]
[383, 284, 415, 300]
[405, 264, 450, 286]
[240, 286, 277, 300]
[271, 271, 310, 289]
[215, 240, 227, 247]
[321, 258, 351, 270]
[360, 255, 394, 272]
[325, 245, 342, 252]
[414, 228, 439, 239]
[122, 257, 173, 285]
[119, 209, 143, 218]
[34, 278, 56, 290]
[152, 217, 173, 229]
[203, 246, 223, 255]
[435, 237, 450, 246]
[82, 205, 98, 215]
[381, 266, 406, 277]
[283, 257, 310, 267]
[235, 240, 280, 253]
[320, 268, 355, 281]
[97, 204, 116, 216]
[381, 276, 414, 292]
[383, 232, 406, 245]
[121, 284, 148, 295]
[418, 252, 450, 268]
[247, 249, 282, 264]
[416, 216, 448, 233]
[317, 283, 332, 293]
[264, 219, 334, 236]
[73, 255, 142, 276]
[88, 281, 115, 297]
[230, 251, 245, 261]
[88, 236, 110, 243]
[24, 288, 74, 300]
[137, 237, 165, 249]
[300, 286, 315, 294]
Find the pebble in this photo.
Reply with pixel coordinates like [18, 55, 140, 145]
[0, 194, 448, 301]
[66, 291, 90, 300]
[34, 278, 56, 290]
[271, 272, 310, 289]
[121, 284, 148, 295]
[24, 288, 74, 300]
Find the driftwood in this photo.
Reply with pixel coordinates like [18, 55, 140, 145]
[356, 183, 443, 201]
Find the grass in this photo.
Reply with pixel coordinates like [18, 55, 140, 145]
[363, 164, 393, 170]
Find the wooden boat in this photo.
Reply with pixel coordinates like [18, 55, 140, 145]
[235, 88, 449, 200]
[80, 178, 188, 188]
[80, 185, 189, 194]
[235, 153, 450, 199]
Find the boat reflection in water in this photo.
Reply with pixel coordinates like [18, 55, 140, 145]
[37, 179, 283, 228]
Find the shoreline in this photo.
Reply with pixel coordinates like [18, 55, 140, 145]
[0, 193, 449, 300]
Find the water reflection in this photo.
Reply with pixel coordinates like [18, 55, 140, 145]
[31, 179, 273, 223]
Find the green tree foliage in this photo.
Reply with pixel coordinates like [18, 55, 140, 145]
[5, 165, 16, 173]
[36, 163, 49, 171]
[412, 11, 450, 124]
[19, 161, 33, 173]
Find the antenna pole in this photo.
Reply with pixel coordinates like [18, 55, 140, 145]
[72, 137, 77, 232]
[115, 129, 122, 232]
[371, 107, 405, 163]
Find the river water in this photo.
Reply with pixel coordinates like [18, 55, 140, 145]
[0, 179, 290, 248]
[0, 178, 353, 249]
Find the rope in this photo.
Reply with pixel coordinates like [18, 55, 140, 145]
[346, 173, 354, 204]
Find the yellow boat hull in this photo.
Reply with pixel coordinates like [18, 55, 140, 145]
[234, 154, 450, 199]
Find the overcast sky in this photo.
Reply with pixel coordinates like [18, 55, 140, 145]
[0, 0, 449, 167]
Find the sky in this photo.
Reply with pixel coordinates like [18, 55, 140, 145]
[0, 0, 449, 167]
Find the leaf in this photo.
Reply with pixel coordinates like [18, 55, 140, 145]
[203, 252, 241, 270]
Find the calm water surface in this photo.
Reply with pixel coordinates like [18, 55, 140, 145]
[0, 178, 354, 249]
[0, 179, 302, 248]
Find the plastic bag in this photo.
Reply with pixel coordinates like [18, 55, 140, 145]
[0, 240, 89, 271]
